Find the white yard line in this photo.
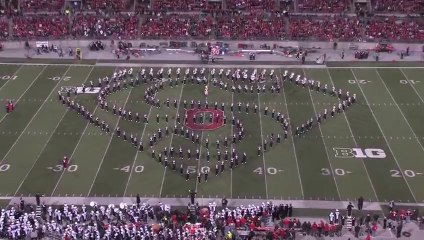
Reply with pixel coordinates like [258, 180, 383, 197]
[195, 71, 210, 193]
[398, 68, 424, 104]
[0, 66, 47, 124]
[50, 66, 97, 196]
[158, 83, 185, 197]
[325, 68, 379, 202]
[195, 114, 206, 193]
[0, 65, 23, 92]
[350, 69, 418, 203]
[0, 66, 64, 165]
[277, 68, 304, 199]
[87, 87, 133, 197]
[257, 92, 269, 199]
[302, 69, 342, 200]
[230, 91, 234, 198]
[12, 66, 73, 196]
[375, 69, 424, 157]
[123, 67, 160, 196]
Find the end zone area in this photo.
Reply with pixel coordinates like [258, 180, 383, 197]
[0, 63, 423, 205]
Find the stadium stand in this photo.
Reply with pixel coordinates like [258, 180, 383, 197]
[226, 0, 276, 11]
[289, 16, 362, 41]
[371, 0, 424, 13]
[0, 21, 9, 39]
[297, 0, 352, 13]
[12, 15, 70, 39]
[20, 0, 65, 12]
[280, 0, 294, 12]
[83, 0, 133, 11]
[151, 0, 208, 11]
[0, 0, 421, 42]
[139, 14, 213, 39]
[135, 0, 151, 14]
[216, 12, 286, 40]
[364, 16, 424, 42]
[0, 0, 18, 16]
[71, 14, 139, 39]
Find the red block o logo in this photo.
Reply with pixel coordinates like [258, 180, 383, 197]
[185, 109, 224, 131]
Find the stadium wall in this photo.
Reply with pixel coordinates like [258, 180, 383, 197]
[2, 40, 424, 52]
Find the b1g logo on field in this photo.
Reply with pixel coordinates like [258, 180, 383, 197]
[333, 147, 386, 159]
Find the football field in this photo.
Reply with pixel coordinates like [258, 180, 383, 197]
[0, 62, 424, 204]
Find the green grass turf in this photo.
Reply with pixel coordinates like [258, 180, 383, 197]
[0, 64, 424, 203]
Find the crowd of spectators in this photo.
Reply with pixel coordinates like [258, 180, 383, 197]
[289, 16, 362, 41]
[0, 0, 423, 41]
[1, 13, 423, 41]
[83, 0, 133, 11]
[0, 199, 337, 239]
[279, 0, 294, 12]
[139, 14, 213, 39]
[364, 17, 424, 42]
[151, 0, 209, 12]
[1, 0, 424, 15]
[297, 0, 352, 13]
[0, 0, 18, 16]
[71, 14, 139, 39]
[12, 15, 70, 39]
[20, 0, 64, 12]
[226, 0, 275, 11]
[2, 197, 419, 240]
[216, 12, 286, 40]
[0, 21, 9, 39]
[135, 0, 151, 14]
[371, 0, 423, 13]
